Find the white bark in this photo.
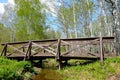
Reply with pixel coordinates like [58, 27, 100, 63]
[59, 0, 69, 38]
[72, 0, 78, 38]
[98, 0, 109, 36]
[106, 0, 120, 55]
[86, 0, 93, 37]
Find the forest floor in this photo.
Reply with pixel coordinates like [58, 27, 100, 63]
[33, 57, 120, 80]
[0, 56, 119, 80]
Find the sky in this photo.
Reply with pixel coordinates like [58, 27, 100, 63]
[0, 0, 7, 3]
[0, 0, 101, 31]
[0, 0, 56, 14]
[0, 3, 5, 14]
[0, 0, 58, 30]
[0, 0, 14, 14]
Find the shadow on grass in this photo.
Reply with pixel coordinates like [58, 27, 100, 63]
[31, 59, 98, 70]
[63, 60, 98, 67]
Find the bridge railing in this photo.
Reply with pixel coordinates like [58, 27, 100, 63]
[1, 37, 115, 68]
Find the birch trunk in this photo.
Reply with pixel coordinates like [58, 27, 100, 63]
[106, 0, 120, 55]
[86, 0, 93, 37]
[98, 0, 109, 36]
[114, 0, 120, 55]
[72, 0, 78, 38]
[59, 0, 69, 38]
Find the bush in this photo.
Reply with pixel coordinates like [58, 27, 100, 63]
[0, 57, 33, 80]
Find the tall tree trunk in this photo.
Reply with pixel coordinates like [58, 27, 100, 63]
[72, 0, 78, 38]
[87, 0, 93, 37]
[114, 0, 120, 55]
[98, 0, 110, 36]
[60, 0, 69, 38]
[106, 0, 120, 55]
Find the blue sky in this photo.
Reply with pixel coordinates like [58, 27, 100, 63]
[0, 0, 7, 3]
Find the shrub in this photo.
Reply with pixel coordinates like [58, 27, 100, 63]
[0, 57, 33, 80]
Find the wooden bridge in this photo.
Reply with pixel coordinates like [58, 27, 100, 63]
[1, 36, 115, 69]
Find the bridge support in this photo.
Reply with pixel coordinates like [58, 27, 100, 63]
[64, 60, 68, 65]
[1, 43, 7, 56]
[58, 60, 62, 70]
[39, 59, 43, 68]
[99, 34, 104, 65]
[56, 39, 62, 70]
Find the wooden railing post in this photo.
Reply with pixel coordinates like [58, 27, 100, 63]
[99, 34, 104, 65]
[1, 43, 7, 56]
[26, 41, 32, 60]
[22, 47, 25, 52]
[56, 39, 61, 70]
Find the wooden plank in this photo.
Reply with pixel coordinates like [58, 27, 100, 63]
[56, 39, 61, 60]
[47, 47, 56, 52]
[26, 41, 32, 59]
[7, 45, 26, 55]
[56, 39, 61, 70]
[100, 34, 104, 65]
[32, 42, 56, 55]
[62, 39, 99, 55]
[87, 52, 99, 57]
[61, 56, 99, 60]
[44, 41, 57, 47]
[61, 40, 71, 45]
[1, 37, 114, 45]
[31, 41, 57, 55]
[1, 44, 7, 56]
[10, 44, 28, 53]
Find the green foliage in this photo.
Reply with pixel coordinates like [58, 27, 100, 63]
[58, 57, 120, 80]
[57, 0, 95, 38]
[0, 23, 11, 52]
[0, 57, 33, 80]
[0, 23, 10, 43]
[14, 0, 47, 41]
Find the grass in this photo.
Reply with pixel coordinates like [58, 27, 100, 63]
[0, 56, 120, 80]
[0, 57, 34, 80]
[58, 57, 120, 80]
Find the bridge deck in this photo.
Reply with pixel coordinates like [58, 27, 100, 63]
[7, 55, 99, 60]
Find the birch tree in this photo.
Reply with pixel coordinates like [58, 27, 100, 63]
[2, 4, 15, 42]
[86, 0, 93, 37]
[72, 0, 78, 38]
[14, 0, 46, 41]
[105, 0, 120, 55]
[98, 0, 109, 36]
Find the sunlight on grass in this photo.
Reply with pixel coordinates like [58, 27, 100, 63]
[57, 57, 120, 80]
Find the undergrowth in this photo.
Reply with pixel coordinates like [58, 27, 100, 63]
[0, 57, 34, 80]
[1, 57, 120, 80]
[58, 57, 120, 80]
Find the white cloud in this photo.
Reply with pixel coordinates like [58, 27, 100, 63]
[0, 0, 14, 14]
[8, 0, 15, 5]
[0, 3, 5, 14]
[0, 0, 60, 16]
[40, 0, 59, 17]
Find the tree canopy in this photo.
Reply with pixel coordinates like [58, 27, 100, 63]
[14, 0, 47, 41]
[0, 0, 120, 54]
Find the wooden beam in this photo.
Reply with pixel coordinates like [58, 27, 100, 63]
[32, 42, 56, 55]
[62, 39, 99, 55]
[26, 41, 32, 59]
[1, 37, 114, 45]
[56, 39, 62, 70]
[100, 34, 104, 65]
[1, 44, 7, 56]
[1, 44, 5, 56]
[7, 45, 26, 55]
